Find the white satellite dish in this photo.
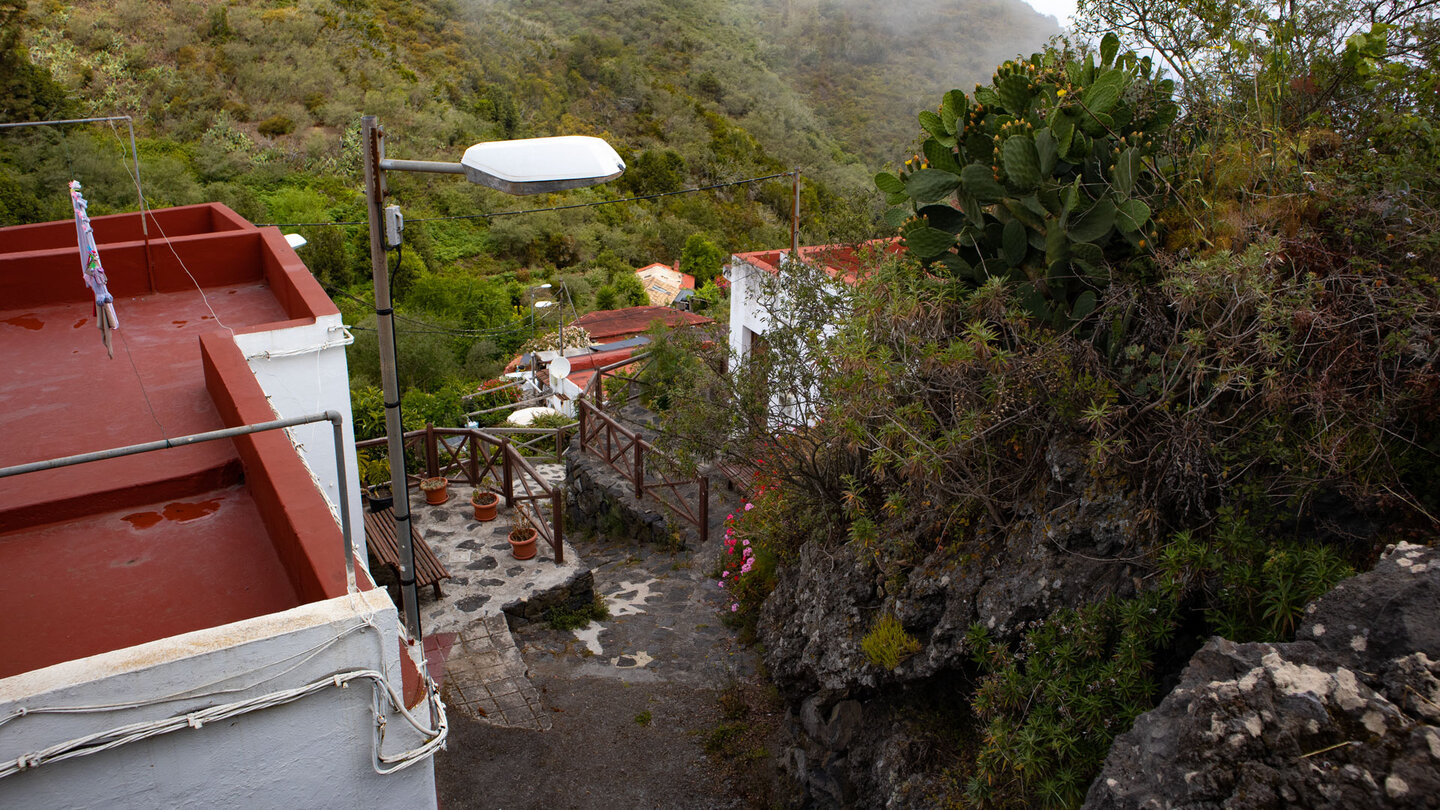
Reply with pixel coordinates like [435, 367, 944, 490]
[548, 355, 571, 381]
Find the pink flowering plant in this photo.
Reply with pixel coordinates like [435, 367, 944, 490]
[715, 482, 783, 634]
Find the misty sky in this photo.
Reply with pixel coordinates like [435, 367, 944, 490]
[1018, 0, 1077, 26]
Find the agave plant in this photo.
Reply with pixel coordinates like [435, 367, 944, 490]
[877, 35, 1178, 325]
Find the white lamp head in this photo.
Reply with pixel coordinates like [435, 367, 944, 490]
[461, 136, 625, 195]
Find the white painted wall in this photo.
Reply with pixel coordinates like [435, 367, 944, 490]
[0, 589, 439, 809]
[725, 254, 777, 366]
[724, 253, 845, 427]
[234, 314, 367, 573]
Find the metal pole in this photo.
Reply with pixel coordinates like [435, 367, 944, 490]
[363, 115, 422, 641]
[0, 410, 357, 594]
[791, 169, 801, 259]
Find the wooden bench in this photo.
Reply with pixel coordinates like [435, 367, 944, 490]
[715, 460, 757, 498]
[362, 506, 451, 601]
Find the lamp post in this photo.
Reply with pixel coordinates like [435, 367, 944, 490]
[361, 116, 623, 640]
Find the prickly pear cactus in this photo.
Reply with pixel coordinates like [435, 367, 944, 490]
[877, 35, 1177, 325]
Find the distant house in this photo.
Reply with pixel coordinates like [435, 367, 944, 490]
[634, 262, 695, 307]
[725, 239, 901, 368]
[571, 305, 711, 344]
[503, 306, 713, 415]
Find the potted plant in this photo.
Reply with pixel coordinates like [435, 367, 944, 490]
[508, 503, 538, 560]
[419, 476, 449, 505]
[472, 489, 499, 521]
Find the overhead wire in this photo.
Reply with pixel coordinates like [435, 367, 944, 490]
[254, 170, 794, 228]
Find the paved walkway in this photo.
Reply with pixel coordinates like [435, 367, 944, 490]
[434, 477, 774, 809]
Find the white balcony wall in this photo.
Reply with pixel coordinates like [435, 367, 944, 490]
[234, 314, 367, 572]
[0, 589, 437, 809]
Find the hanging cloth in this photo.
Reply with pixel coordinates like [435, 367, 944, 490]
[69, 180, 119, 358]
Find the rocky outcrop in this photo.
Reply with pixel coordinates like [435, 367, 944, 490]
[759, 439, 1149, 806]
[759, 439, 1144, 699]
[1085, 542, 1440, 809]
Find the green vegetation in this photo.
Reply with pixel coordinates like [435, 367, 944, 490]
[633, 710, 652, 726]
[3, 0, 954, 413]
[545, 595, 610, 631]
[861, 613, 922, 670]
[657, 7, 1440, 806]
[878, 37, 1176, 325]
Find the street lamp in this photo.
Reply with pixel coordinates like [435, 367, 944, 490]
[361, 116, 624, 640]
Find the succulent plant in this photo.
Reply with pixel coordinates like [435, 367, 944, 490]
[877, 35, 1177, 326]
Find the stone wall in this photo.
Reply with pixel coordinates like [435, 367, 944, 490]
[564, 432, 700, 550]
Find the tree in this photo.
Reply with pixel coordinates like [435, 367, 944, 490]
[0, 1, 68, 123]
[680, 233, 727, 286]
[612, 271, 650, 307]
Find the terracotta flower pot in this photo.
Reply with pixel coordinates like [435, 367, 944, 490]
[420, 477, 449, 505]
[508, 528, 538, 560]
[473, 491, 499, 522]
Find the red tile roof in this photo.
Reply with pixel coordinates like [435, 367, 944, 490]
[731, 238, 903, 285]
[570, 305, 712, 342]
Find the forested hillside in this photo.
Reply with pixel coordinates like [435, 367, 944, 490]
[2, 0, 1055, 409]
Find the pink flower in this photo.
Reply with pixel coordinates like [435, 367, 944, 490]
[721, 571, 729, 577]
[730, 604, 739, 612]
[741, 538, 750, 546]
[744, 503, 754, 511]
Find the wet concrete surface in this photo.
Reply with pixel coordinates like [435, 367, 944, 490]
[435, 480, 763, 810]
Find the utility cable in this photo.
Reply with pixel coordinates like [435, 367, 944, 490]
[255, 171, 793, 228]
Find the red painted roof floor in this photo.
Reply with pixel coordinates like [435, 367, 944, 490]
[0, 484, 301, 679]
[0, 283, 287, 527]
[0, 281, 307, 677]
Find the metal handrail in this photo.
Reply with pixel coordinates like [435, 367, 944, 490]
[0, 411, 359, 593]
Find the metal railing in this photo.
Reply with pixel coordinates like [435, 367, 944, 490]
[0, 411, 359, 592]
[356, 424, 564, 563]
[576, 398, 708, 545]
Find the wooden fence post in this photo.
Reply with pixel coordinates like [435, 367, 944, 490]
[698, 474, 709, 546]
[634, 441, 645, 499]
[578, 401, 588, 453]
[467, 431, 479, 487]
[552, 491, 564, 564]
[424, 423, 439, 479]
[502, 439, 514, 508]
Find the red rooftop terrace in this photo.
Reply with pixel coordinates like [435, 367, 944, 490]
[0, 203, 360, 679]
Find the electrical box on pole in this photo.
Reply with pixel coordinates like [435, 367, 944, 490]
[384, 205, 404, 248]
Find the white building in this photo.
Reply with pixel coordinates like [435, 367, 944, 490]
[0, 203, 442, 808]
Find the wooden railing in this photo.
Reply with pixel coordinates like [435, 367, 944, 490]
[356, 424, 565, 563]
[576, 398, 708, 545]
[483, 425, 573, 464]
[583, 352, 652, 411]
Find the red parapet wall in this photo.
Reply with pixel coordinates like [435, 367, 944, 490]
[200, 332, 351, 603]
[0, 203, 339, 318]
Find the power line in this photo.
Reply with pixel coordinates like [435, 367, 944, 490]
[255, 171, 793, 228]
[328, 285, 558, 338]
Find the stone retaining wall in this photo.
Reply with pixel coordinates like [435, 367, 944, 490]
[564, 433, 696, 550]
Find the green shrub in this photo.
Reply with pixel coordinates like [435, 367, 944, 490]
[861, 613, 922, 670]
[257, 114, 295, 137]
[545, 595, 610, 631]
[962, 592, 1177, 810]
